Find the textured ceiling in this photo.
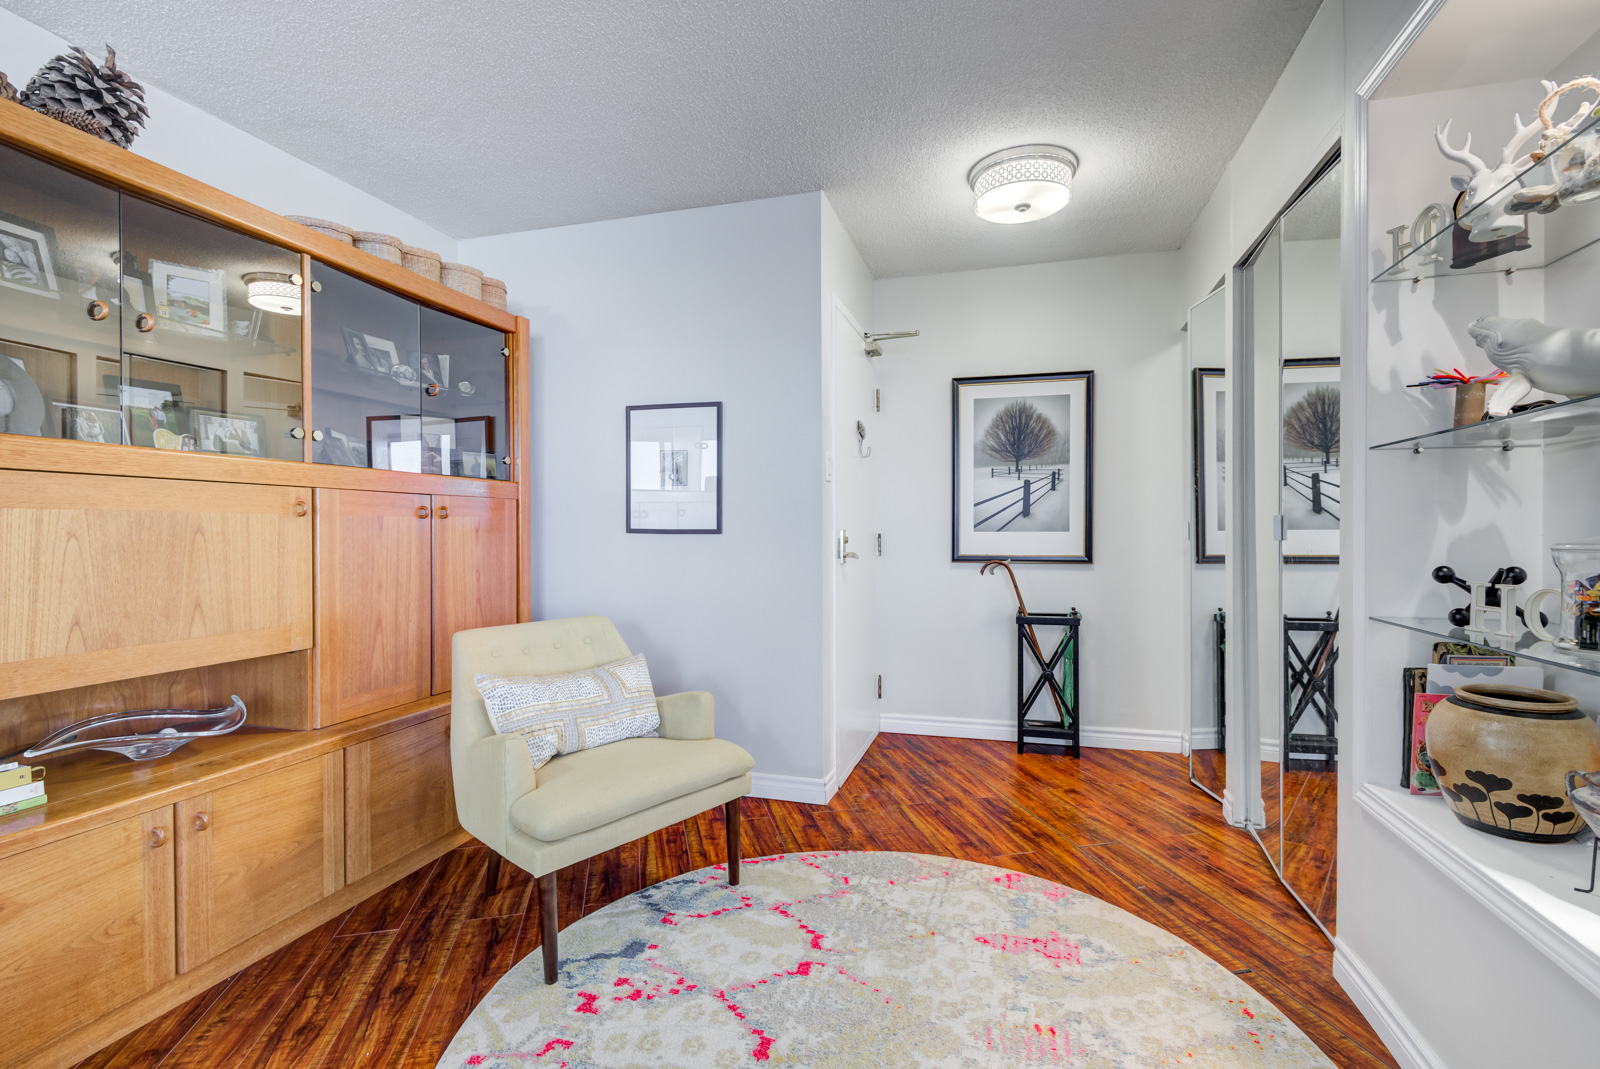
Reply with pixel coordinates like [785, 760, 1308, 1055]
[7, 0, 1320, 277]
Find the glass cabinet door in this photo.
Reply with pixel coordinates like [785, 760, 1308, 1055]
[0, 142, 123, 443]
[419, 305, 509, 479]
[308, 261, 422, 471]
[118, 196, 305, 459]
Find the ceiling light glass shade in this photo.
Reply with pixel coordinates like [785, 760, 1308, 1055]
[968, 145, 1078, 224]
[242, 271, 302, 315]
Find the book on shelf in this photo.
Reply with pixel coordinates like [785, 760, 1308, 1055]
[0, 760, 18, 773]
[0, 765, 44, 792]
[0, 793, 46, 816]
[0, 781, 44, 807]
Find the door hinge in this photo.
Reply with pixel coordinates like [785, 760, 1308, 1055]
[1272, 515, 1286, 542]
[876, 533, 882, 556]
[875, 388, 880, 412]
[877, 674, 882, 699]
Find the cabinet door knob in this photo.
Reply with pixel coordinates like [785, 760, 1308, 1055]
[135, 313, 155, 333]
[193, 813, 209, 832]
[311, 429, 324, 442]
[425, 383, 440, 397]
[292, 499, 308, 517]
[150, 827, 167, 848]
[415, 505, 430, 519]
[86, 299, 109, 321]
[436, 504, 449, 519]
[290, 426, 305, 440]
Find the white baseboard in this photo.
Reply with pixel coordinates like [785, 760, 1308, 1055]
[1189, 727, 1218, 750]
[749, 771, 830, 805]
[1331, 939, 1446, 1069]
[1260, 739, 1281, 763]
[879, 714, 1183, 754]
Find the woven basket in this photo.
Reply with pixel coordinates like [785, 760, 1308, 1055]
[440, 262, 484, 299]
[353, 231, 404, 266]
[400, 245, 443, 283]
[286, 216, 354, 245]
[481, 277, 508, 311]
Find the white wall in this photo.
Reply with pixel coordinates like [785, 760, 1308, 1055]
[0, 8, 457, 257]
[872, 252, 1188, 748]
[457, 193, 829, 793]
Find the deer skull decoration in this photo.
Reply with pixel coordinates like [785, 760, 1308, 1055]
[1435, 113, 1541, 241]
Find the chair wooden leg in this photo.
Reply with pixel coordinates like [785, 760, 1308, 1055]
[725, 799, 741, 886]
[539, 871, 559, 984]
[484, 851, 502, 895]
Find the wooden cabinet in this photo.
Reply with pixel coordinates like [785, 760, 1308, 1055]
[431, 494, 518, 693]
[0, 472, 313, 700]
[315, 488, 434, 724]
[346, 714, 455, 882]
[175, 752, 343, 972]
[0, 809, 174, 1062]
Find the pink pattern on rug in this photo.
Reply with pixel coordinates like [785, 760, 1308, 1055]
[975, 931, 1082, 967]
[992, 871, 1074, 899]
[975, 1021, 1071, 1062]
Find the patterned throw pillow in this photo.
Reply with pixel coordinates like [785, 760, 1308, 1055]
[475, 655, 661, 769]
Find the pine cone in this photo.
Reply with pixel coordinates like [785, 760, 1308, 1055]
[0, 72, 18, 103]
[21, 45, 148, 149]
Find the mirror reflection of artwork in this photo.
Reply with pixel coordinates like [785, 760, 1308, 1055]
[1280, 359, 1339, 563]
[626, 402, 722, 533]
[952, 372, 1093, 563]
[1191, 367, 1226, 563]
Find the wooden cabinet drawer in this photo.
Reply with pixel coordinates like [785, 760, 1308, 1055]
[0, 472, 312, 700]
[346, 715, 456, 882]
[0, 809, 174, 1061]
[315, 488, 433, 724]
[431, 494, 517, 694]
[176, 752, 343, 972]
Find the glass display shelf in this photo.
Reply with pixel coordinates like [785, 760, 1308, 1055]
[1373, 107, 1600, 282]
[1369, 391, 1600, 451]
[1370, 616, 1600, 677]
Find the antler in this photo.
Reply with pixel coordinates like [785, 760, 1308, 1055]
[1501, 113, 1542, 169]
[1435, 119, 1485, 174]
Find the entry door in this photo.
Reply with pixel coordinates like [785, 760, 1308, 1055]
[832, 301, 879, 783]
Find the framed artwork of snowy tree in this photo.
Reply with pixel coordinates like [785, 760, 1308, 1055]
[1280, 358, 1339, 563]
[951, 371, 1094, 563]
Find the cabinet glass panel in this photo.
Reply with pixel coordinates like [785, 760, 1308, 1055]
[419, 305, 509, 479]
[309, 261, 421, 470]
[119, 195, 303, 459]
[0, 142, 122, 442]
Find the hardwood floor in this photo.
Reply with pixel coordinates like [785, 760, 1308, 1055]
[76, 735, 1396, 1069]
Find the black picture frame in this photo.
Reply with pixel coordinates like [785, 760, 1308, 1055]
[0, 208, 64, 302]
[625, 401, 723, 534]
[951, 371, 1094, 564]
[1192, 367, 1226, 564]
[1281, 357, 1340, 565]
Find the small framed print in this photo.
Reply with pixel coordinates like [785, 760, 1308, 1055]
[1281, 357, 1339, 564]
[626, 402, 722, 534]
[55, 401, 125, 444]
[1192, 367, 1226, 563]
[150, 260, 226, 336]
[189, 408, 265, 457]
[0, 213, 60, 300]
[952, 372, 1093, 563]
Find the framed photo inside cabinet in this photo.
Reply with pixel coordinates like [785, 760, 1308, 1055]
[952, 371, 1093, 563]
[626, 402, 722, 534]
[150, 260, 226, 337]
[1192, 367, 1226, 563]
[190, 408, 265, 457]
[1281, 358, 1339, 563]
[55, 401, 125, 444]
[0, 212, 60, 300]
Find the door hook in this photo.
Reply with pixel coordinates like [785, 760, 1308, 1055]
[856, 420, 872, 457]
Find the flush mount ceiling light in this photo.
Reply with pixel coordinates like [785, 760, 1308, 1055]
[967, 144, 1078, 224]
[242, 271, 302, 315]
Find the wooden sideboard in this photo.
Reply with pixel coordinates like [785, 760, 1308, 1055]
[0, 100, 529, 1069]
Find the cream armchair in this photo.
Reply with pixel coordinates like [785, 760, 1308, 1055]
[451, 617, 754, 983]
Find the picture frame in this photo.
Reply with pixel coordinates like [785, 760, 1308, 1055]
[189, 408, 265, 457]
[150, 260, 226, 337]
[55, 401, 125, 445]
[1191, 367, 1226, 564]
[366, 413, 420, 472]
[0, 213, 61, 300]
[626, 402, 722, 534]
[952, 372, 1094, 564]
[1281, 357, 1339, 564]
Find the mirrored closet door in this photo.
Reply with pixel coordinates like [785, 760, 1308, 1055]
[1238, 158, 1342, 938]
[1188, 287, 1228, 803]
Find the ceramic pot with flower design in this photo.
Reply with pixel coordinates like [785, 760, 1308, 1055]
[1427, 683, 1600, 842]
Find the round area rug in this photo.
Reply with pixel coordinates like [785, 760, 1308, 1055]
[440, 852, 1335, 1068]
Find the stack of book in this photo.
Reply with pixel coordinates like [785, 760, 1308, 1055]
[0, 760, 46, 815]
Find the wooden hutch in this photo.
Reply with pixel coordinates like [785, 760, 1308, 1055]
[0, 101, 530, 1069]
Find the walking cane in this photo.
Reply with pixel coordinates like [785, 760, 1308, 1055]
[980, 560, 1066, 719]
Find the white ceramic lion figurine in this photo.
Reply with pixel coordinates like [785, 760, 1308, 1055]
[1467, 315, 1600, 415]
